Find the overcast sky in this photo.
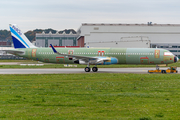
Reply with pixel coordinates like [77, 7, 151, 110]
[0, 0, 180, 32]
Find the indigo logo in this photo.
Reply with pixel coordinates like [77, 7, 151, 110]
[12, 25, 22, 35]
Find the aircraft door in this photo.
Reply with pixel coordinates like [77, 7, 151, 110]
[32, 49, 37, 57]
[98, 51, 105, 56]
[155, 50, 160, 58]
[68, 50, 74, 55]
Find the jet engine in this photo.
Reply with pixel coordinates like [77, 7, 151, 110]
[74, 57, 118, 65]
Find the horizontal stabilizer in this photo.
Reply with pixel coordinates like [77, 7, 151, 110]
[3, 49, 24, 55]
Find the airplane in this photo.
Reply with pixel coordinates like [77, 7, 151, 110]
[5, 24, 179, 72]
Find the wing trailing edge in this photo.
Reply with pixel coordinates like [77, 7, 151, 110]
[50, 44, 118, 65]
[50, 44, 95, 60]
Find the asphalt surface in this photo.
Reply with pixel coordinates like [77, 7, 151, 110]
[0, 67, 179, 74]
[0, 62, 19, 65]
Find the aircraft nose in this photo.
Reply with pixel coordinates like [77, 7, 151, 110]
[174, 56, 179, 63]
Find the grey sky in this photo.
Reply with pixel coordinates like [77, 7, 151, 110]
[0, 0, 180, 32]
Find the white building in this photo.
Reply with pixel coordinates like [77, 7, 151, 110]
[77, 23, 180, 57]
[77, 23, 180, 47]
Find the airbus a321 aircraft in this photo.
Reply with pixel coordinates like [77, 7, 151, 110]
[6, 24, 179, 72]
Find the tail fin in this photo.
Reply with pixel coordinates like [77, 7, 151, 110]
[9, 24, 37, 48]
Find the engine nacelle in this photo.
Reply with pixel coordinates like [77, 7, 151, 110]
[97, 57, 118, 65]
[74, 60, 88, 65]
[74, 57, 118, 65]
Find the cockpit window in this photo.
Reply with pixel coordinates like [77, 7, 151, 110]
[164, 52, 173, 56]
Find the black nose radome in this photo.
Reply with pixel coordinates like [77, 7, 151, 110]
[174, 56, 179, 63]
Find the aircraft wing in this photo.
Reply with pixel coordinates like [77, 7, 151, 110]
[50, 44, 110, 63]
[50, 44, 97, 60]
[3, 49, 24, 55]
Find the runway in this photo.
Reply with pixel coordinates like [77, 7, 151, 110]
[0, 67, 179, 74]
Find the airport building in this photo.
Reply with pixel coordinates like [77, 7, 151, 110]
[34, 23, 180, 57]
[77, 23, 180, 57]
[151, 43, 180, 58]
[0, 40, 12, 47]
[35, 31, 78, 47]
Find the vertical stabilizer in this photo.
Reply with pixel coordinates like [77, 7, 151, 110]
[9, 24, 37, 48]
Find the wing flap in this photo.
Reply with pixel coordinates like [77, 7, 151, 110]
[50, 44, 113, 64]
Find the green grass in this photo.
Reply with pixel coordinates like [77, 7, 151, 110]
[0, 73, 180, 119]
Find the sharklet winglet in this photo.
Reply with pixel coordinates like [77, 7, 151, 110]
[50, 44, 57, 53]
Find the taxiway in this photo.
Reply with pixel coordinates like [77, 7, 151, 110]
[0, 67, 179, 74]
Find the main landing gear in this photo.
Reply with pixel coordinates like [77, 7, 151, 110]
[85, 67, 91, 72]
[92, 67, 98, 72]
[84, 66, 98, 72]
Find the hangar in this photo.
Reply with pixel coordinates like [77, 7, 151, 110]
[77, 23, 180, 57]
[36, 31, 78, 47]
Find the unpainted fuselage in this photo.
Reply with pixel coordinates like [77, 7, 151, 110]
[15, 47, 175, 65]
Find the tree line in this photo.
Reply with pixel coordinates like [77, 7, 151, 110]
[0, 28, 77, 42]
